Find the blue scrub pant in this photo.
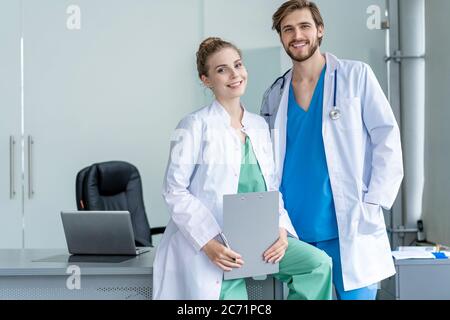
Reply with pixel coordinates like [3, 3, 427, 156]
[309, 238, 378, 300]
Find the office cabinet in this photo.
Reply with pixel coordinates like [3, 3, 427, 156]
[0, 0, 23, 248]
[395, 259, 450, 299]
[1, 0, 204, 248]
[380, 258, 450, 300]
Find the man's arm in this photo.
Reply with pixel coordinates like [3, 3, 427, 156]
[360, 64, 404, 210]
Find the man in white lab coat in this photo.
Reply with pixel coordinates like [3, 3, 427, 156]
[261, 0, 403, 300]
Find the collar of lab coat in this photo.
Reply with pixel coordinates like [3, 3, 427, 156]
[276, 52, 339, 98]
[211, 99, 251, 129]
[324, 52, 339, 74]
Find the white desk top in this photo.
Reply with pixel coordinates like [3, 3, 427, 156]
[0, 248, 155, 276]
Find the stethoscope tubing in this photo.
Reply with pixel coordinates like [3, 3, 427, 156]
[330, 69, 341, 120]
[333, 69, 337, 108]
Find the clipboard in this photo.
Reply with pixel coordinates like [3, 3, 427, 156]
[223, 191, 279, 280]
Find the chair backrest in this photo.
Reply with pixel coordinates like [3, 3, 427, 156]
[75, 161, 152, 247]
[76, 165, 90, 210]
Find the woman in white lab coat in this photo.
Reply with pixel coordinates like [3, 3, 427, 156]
[152, 37, 332, 300]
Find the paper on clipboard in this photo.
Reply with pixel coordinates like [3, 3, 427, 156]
[223, 191, 279, 280]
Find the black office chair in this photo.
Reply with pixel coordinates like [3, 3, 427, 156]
[75, 161, 165, 247]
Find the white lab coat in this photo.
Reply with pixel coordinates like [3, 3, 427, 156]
[152, 100, 298, 300]
[270, 53, 403, 291]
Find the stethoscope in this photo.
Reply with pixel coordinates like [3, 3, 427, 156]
[329, 69, 341, 120]
[265, 68, 341, 120]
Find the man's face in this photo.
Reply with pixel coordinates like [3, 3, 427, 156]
[279, 9, 324, 63]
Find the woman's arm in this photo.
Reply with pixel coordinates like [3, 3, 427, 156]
[162, 114, 222, 252]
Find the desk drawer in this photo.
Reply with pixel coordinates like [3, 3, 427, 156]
[397, 263, 450, 299]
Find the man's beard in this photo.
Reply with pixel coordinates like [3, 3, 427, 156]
[285, 38, 320, 63]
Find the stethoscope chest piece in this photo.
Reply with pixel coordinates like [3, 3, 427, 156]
[329, 108, 341, 120]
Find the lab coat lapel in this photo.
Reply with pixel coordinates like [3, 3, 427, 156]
[322, 52, 339, 138]
[273, 70, 292, 185]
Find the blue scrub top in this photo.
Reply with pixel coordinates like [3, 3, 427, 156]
[280, 66, 339, 242]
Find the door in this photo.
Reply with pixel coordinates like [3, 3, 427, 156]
[0, 0, 23, 248]
[22, 0, 203, 248]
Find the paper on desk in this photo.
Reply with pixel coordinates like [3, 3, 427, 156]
[391, 250, 436, 260]
[397, 246, 436, 252]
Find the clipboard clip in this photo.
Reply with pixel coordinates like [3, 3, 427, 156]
[239, 194, 264, 200]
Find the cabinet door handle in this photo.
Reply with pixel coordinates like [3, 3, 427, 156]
[28, 135, 34, 198]
[10, 136, 16, 199]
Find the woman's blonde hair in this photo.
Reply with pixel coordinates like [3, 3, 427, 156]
[196, 37, 242, 79]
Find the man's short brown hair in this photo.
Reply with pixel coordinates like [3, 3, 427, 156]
[272, 0, 324, 45]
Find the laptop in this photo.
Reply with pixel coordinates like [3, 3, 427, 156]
[61, 211, 151, 256]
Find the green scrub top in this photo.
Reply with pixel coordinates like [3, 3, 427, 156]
[237, 136, 267, 193]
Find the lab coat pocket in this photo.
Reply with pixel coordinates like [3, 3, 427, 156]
[358, 202, 385, 235]
[334, 97, 362, 132]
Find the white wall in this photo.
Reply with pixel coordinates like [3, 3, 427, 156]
[422, 0, 450, 245]
[202, 0, 285, 50]
[203, 0, 388, 80]
[314, 0, 388, 92]
[200, 0, 287, 110]
[202, 0, 388, 110]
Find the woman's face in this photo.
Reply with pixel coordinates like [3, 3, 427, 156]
[201, 47, 248, 101]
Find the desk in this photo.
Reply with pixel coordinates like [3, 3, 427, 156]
[0, 249, 154, 299]
[380, 258, 450, 300]
[394, 258, 450, 299]
[0, 249, 282, 300]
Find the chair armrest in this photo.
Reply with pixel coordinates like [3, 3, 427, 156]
[150, 227, 166, 235]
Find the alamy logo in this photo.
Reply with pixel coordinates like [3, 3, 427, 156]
[66, 5, 81, 30]
[367, 5, 381, 30]
[66, 265, 81, 290]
